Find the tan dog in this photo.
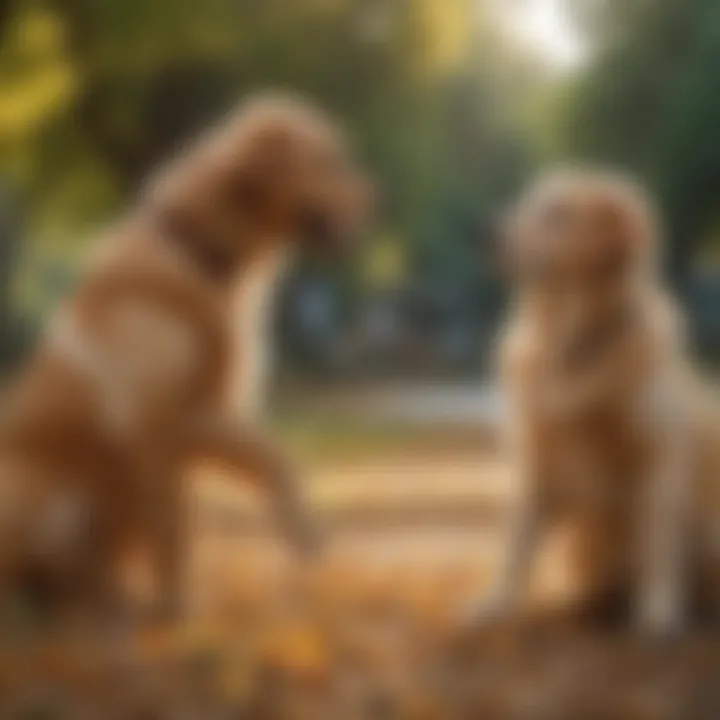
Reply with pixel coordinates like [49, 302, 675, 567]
[471, 168, 720, 634]
[0, 94, 371, 620]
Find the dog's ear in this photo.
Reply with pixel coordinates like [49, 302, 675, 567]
[228, 122, 295, 216]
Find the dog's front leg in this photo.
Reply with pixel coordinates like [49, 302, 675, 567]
[464, 414, 546, 626]
[150, 473, 190, 622]
[636, 385, 691, 636]
[478, 475, 544, 622]
[188, 415, 322, 558]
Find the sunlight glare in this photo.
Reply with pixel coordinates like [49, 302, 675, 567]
[491, 0, 587, 70]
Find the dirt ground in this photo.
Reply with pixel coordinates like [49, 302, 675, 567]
[1, 439, 719, 719]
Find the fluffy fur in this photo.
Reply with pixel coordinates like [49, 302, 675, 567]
[0, 94, 371, 621]
[473, 168, 720, 634]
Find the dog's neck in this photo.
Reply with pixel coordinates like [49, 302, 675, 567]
[147, 200, 294, 418]
[151, 201, 278, 284]
[520, 284, 645, 373]
[557, 300, 638, 373]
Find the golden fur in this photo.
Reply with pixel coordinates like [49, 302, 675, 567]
[475, 169, 720, 633]
[0, 94, 371, 621]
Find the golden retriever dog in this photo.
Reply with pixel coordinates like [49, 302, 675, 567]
[0, 94, 371, 622]
[468, 168, 720, 635]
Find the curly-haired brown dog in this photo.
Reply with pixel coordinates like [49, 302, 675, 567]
[470, 169, 720, 635]
[0, 95, 372, 621]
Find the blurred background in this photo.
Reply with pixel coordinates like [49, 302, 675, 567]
[3, 0, 720, 714]
[3, 0, 720, 383]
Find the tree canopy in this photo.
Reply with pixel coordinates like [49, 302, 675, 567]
[557, 0, 720, 278]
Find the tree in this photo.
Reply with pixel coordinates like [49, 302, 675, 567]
[555, 0, 720, 281]
[0, 0, 547, 372]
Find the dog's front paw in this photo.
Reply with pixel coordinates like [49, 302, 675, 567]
[635, 590, 686, 639]
[444, 592, 516, 657]
[455, 591, 512, 633]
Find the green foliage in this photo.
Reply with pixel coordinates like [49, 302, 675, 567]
[556, 0, 720, 278]
[0, 0, 545, 326]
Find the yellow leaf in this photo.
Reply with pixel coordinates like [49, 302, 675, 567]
[259, 623, 330, 680]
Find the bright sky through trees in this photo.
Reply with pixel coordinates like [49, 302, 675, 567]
[491, 0, 587, 70]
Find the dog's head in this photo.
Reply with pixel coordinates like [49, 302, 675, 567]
[147, 94, 373, 273]
[498, 168, 659, 297]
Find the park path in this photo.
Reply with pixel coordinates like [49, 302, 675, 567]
[189, 382, 512, 614]
[191, 444, 512, 616]
[297, 381, 505, 427]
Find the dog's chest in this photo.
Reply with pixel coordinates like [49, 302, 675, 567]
[226, 250, 289, 419]
[545, 410, 645, 510]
